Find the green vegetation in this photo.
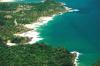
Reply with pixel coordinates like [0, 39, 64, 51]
[92, 60, 100, 66]
[0, 0, 67, 43]
[0, 43, 75, 66]
[11, 36, 29, 43]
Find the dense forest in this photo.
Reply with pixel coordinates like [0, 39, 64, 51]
[0, 43, 75, 66]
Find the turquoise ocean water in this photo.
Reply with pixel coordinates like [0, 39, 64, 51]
[38, 0, 100, 66]
[16, 0, 100, 66]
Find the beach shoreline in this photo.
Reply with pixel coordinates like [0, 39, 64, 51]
[14, 15, 56, 45]
[7, 5, 78, 46]
[13, 6, 74, 45]
[71, 51, 81, 66]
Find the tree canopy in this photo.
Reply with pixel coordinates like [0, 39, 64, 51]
[0, 43, 75, 66]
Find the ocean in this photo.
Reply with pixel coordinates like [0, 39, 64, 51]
[7, 0, 100, 66]
[38, 0, 100, 66]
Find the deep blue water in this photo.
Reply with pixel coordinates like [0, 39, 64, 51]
[14, 0, 100, 66]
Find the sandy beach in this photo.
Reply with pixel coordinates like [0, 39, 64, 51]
[14, 15, 56, 45]
[12, 6, 76, 46]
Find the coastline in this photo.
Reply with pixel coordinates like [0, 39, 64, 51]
[7, 5, 79, 46]
[14, 15, 56, 45]
[13, 5, 74, 45]
[4, 2, 81, 66]
[71, 51, 81, 66]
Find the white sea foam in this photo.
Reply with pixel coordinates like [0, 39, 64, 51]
[61, 2, 66, 6]
[69, 9, 80, 12]
[71, 51, 82, 66]
[63, 6, 80, 13]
